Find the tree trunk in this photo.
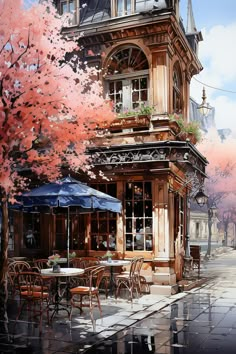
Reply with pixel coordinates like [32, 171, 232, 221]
[0, 195, 9, 333]
[224, 221, 228, 246]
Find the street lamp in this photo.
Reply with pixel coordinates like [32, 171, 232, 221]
[195, 189, 208, 207]
[197, 87, 212, 117]
[184, 187, 208, 277]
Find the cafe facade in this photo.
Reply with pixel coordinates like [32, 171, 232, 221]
[10, 0, 208, 290]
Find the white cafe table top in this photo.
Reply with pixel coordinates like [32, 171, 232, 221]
[41, 267, 84, 277]
[100, 260, 130, 267]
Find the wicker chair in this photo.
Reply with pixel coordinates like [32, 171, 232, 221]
[69, 265, 105, 328]
[7, 261, 31, 298]
[115, 258, 138, 302]
[16, 271, 49, 334]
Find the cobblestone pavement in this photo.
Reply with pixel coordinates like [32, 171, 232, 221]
[1, 249, 236, 354]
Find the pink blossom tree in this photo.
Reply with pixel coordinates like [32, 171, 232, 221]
[0, 0, 113, 326]
[197, 128, 236, 256]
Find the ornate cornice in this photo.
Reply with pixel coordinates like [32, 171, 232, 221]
[89, 142, 207, 177]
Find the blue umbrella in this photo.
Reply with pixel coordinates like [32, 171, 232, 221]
[18, 176, 122, 265]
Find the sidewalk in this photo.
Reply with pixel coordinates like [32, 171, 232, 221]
[85, 249, 236, 353]
[1, 249, 234, 354]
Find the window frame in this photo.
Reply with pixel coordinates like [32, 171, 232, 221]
[90, 183, 118, 252]
[125, 181, 153, 252]
[172, 68, 183, 114]
[106, 70, 149, 113]
[58, 0, 78, 26]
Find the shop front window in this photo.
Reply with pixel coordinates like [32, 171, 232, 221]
[90, 183, 117, 251]
[125, 181, 153, 251]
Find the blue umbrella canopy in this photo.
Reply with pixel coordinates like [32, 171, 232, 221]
[21, 176, 122, 213]
[16, 176, 122, 266]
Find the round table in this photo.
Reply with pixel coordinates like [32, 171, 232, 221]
[41, 268, 84, 320]
[100, 260, 130, 296]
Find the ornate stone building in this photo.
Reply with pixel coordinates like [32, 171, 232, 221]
[12, 0, 208, 291]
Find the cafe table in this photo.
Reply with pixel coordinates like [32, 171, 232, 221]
[41, 267, 84, 321]
[99, 259, 130, 297]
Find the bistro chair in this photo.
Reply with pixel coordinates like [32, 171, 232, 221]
[7, 260, 31, 299]
[33, 258, 54, 293]
[69, 265, 105, 328]
[115, 258, 138, 303]
[33, 259, 49, 270]
[16, 271, 50, 335]
[134, 257, 144, 295]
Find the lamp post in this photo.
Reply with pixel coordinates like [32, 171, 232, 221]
[223, 210, 232, 247]
[205, 202, 217, 258]
[197, 87, 212, 117]
[184, 188, 208, 277]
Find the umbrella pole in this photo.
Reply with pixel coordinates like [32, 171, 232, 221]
[67, 207, 70, 267]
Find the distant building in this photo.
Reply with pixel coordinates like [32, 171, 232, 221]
[218, 128, 233, 142]
[190, 202, 221, 246]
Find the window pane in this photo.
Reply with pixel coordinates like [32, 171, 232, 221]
[125, 181, 153, 251]
[126, 201, 132, 217]
[91, 235, 98, 250]
[134, 201, 143, 217]
[90, 183, 117, 252]
[131, 78, 148, 109]
[145, 201, 152, 217]
[126, 183, 133, 200]
[126, 219, 132, 233]
[126, 234, 133, 250]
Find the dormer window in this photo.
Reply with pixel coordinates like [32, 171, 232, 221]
[114, 0, 154, 17]
[59, 0, 77, 25]
[116, 0, 133, 16]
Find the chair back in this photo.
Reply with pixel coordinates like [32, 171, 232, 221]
[33, 259, 49, 270]
[17, 271, 45, 296]
[134, 257, 144, 276]
[128, 257, 138, 278]
[71, 257, 99, 269]
[89, 266, 105, 290]
[70, 257, 83, 268]
[8, 261, 31, 286]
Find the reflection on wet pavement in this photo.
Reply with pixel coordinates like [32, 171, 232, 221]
[84, 289, 236, 354]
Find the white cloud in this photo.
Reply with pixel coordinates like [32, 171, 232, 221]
[190, 24, 236, 133]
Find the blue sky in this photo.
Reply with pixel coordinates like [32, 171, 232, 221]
[180, 0, 236, 133]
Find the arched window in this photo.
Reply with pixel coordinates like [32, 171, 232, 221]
[105, 46, 149, 113]
[172, 67, 182, 113]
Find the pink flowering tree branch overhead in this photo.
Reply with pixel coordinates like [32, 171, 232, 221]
[0, 0, 113, 326]
[197, 128, 236, 256]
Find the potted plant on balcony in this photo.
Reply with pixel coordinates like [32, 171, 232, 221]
[183, 121, 201, 144]
[169, 114, 201, 144]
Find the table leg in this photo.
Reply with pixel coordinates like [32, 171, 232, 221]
[49, 277, 70, 321]
[108, 267, 115, 297]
